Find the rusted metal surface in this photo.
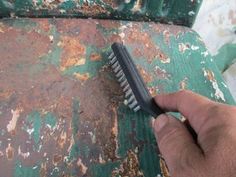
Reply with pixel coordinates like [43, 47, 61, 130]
[0, 0, 202, 27]
[0, 18, 235, 177]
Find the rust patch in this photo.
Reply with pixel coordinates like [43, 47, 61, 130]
[123, 23, 170, 63]
[154, 66, 171, 80]
[0, 22, 5, 33]
[160, 157, 170, 177]
[112, 149, 144, 177]
[32, 19, 51, 32]
[0, 27, 50, 70]
[204, 69, 215, 81]
[53, 154, 62, 166]
[80, 2, 108, 16]
[137, 65, 153, 83]
[76, 66, 123, 162]
[103, 106, 119, 161]
[40, 162, 47, 177]
[151, 23, 185, 38]
[90, 53, 102, 61]
[6, 143, 14, 160]
[59, 36, 86, 70]
[148, 86, 159, 97]
[74, 73, 90, 82]
[98, 20, 121, 29]
[55, 19, 106, 48]
[77, 158, 88, 175]
[0, 90, 14, 100]
[57, 131, 67, 149]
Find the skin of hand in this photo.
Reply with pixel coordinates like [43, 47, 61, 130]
[152, 90, 236, 177]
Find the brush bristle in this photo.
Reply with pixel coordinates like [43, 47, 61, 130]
[109, 51, 141, 112]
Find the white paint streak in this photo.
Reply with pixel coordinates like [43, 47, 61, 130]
[18, 146, 30, 159]
[7, 109, 22, 133]
[203, 69, 226, 101]
[178, 43, 189, 53]
[77, 158, 88, 175]
[191, 45, 200, 50]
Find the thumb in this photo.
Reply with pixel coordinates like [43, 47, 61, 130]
[152, 114, 203, 174]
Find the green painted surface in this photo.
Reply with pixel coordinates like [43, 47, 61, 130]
[14, 161, 40, 177]
[0, 18, 235, 177]
[213, 43, 236, 72]
[0, 0, 202, 27]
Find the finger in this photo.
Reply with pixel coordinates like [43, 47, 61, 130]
[153, 114, 203, 174]
[154, 90, 215, 133]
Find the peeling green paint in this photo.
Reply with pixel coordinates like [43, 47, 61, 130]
[25, 111, 42, 146]
[14, 161, 40, 177]
[213, 43, 236, 72]
[43, 112, 57, 129]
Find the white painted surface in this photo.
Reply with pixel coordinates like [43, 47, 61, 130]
[193, 0, 236, 55]
[193, 0, 236, 100]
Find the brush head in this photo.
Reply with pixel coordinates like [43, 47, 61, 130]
[109, 42, 164, 117]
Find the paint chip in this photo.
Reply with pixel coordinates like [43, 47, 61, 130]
[77, 158, 88, 175]
[74, 72, 90, 82]
[203, 69, 225, 101]
[7, 108, 22, 133]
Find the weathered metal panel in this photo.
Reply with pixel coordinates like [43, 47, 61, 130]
[0, 0, 202, 27]
[0, 18, 234, 177]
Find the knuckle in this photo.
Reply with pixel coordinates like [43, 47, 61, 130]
[177, 90, 191, 97]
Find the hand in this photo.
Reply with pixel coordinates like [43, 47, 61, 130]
[152, 90, 236, 177]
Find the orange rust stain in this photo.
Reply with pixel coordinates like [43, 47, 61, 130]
[53, 154, 62, 166]
[33, 19, 51, 32]
[80, 2, 108, 16]
[0, 90, 13, 100]
[123, 23, 169, 63]
[57, 131, 67, 149]
[99, 20, 121, 29]
[6, 143, 14, 160]
[154, 66, 171, 80]
[74, 73, 90, 82]
[112, 149, 144, 177]
[0, 27, 50, 70]
[0, 22, 5, 33]
[137, 66, 153, 83]
[151, 23, 184, 38]
[148, 86, 159, 97]
[59, 36, 86, 69]
[90, 53, 102, 61]
[40, 163, 47, 177]
[55, 19, 106, 48]
[205, 69, 215, 81]
[160, 157, 170, 177]
[77, 158, 88, 175]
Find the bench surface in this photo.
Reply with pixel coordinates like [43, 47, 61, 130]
[0, 18, 234, 177]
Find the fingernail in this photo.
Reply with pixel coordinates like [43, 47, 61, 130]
[155, 114, 168, 132]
